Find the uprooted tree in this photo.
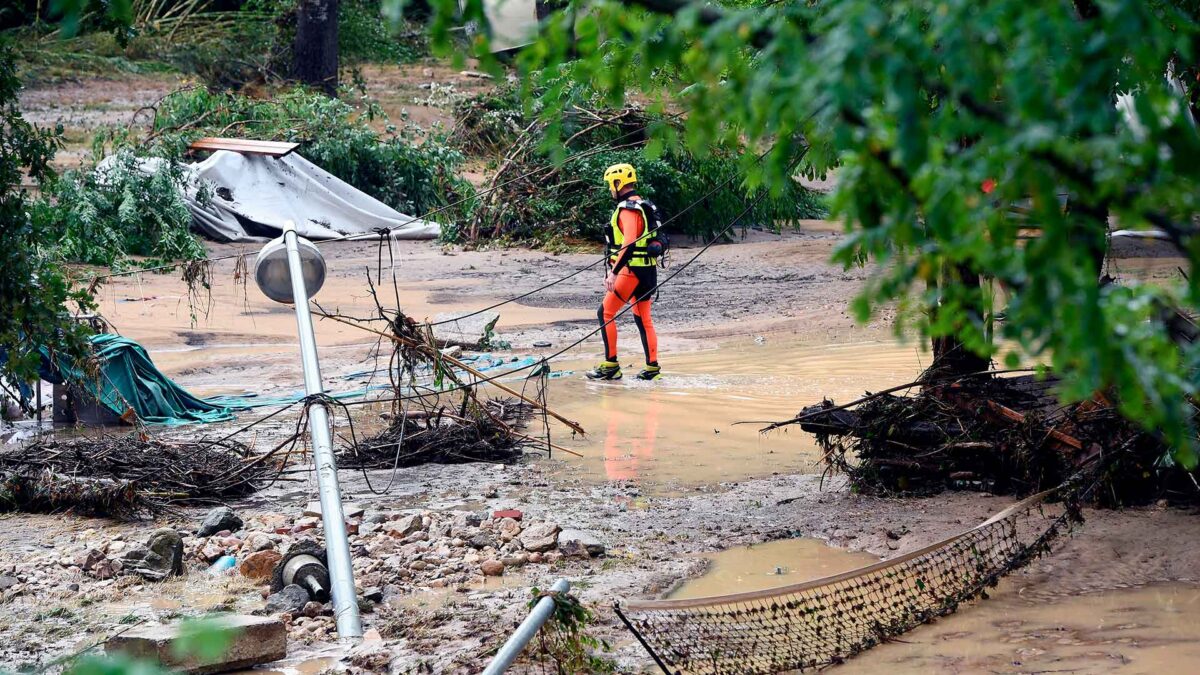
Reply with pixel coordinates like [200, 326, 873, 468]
[405, 0, 1200, 467]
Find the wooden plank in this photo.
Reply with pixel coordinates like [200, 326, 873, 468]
[188, 137, 300, 157]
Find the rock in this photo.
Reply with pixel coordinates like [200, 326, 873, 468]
[492, 509, 523, 521]
[121, 529, 184, 581]
[200, 541, 225, 563]
[501, 553, 528, 568]
[76, 548, 106, 570]
[242, 533, 274, 553]
[301, 601, 323, 619]
[518, 523, 560, 553]
[361, 587, 384, 603]
[469, 532, 498, 550]
[496, 517, 522, 541]
[481, 560, 504, 576]
[0, 576, 17, 591]
[459, 512, 483, 528]
[92, 561, 116, 580]
[527, 552, 543, 564]
[558, 529, 606, 558]
[384, 515, 423, 539]
[198, 507, 243, 537]
[240, 550, 282, 581]
[106, 614, 286, 674]
[304, 501, 364, 519]
[265, 584, 311, 615]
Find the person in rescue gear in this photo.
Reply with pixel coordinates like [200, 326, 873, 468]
[587, 163, 662, 381]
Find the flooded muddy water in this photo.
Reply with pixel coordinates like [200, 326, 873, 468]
[549, 339, 927, 489]
[846, 581, 1200, 674]
[668, 538, 878, 600]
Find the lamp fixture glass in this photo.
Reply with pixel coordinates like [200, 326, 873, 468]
[254, 234, 327, 303]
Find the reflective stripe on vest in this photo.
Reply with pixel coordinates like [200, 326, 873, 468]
[608, 200, 656, 268]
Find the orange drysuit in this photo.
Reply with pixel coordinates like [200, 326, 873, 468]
[600, 198, 658, 365]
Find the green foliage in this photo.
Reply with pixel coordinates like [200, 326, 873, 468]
[412, 0, 1200, 466]
[340, 0, 426, 64]
[101, 86, 472, 220]
[457, 85, 823, 240]
[530, 589, 614, 674]
[38, 152, 206, 267]
[0, 39, 94, 389]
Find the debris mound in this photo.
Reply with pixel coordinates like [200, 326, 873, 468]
[794, 372, 1193, 505]
[0, 436, 261, 519]
[344, 398, 536, 468]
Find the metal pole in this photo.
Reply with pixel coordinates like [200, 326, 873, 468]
[482, 578, 570, 675]
[283, 222, 362, 639]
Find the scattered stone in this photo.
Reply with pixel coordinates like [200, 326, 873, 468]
[527, 552, 543, 564]
[265, 584, 311, 615]
[558, 529, 606, 558]
[518, 523, 560, 553]
[0, 576, 17, 591]
[121, 529, 184, 581]
[501, 553, 528, 568]
[361, 587, 384, 603]
[198, 507, 243, 537]
[496, 517, 522, 541]
[76, 548, 106, 570]
[242, 533, 274, 553]
[469, 532, 497, 550]
[385, 515, 423, 538]
[106, 614, 286, 674]
[301, 601, 323, 618]
[481, 560, 504, 576]
[240, 550, 282, 581]
[492, 509, 523, 521]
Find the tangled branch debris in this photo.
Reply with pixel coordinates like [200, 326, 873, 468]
[343, 398, 536, 469]
[0, 436, 263, 519]
[790, 372, 1196, 506]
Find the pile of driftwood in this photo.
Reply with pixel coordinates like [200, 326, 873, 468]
[787, 371, 1194, 506]
[0, 436, 263, 519]
[342, 398, 536, 469]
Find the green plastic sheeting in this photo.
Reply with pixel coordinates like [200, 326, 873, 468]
[47, 334, 235, 426]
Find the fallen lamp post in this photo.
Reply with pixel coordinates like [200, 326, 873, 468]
[482, 578, 571, 675]
[254, 221, 362, 639]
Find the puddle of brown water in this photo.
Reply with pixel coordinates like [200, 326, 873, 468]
[844, 582, 1200, 674]
[669, 538, 878, 600]
[550, 339, 926, 488]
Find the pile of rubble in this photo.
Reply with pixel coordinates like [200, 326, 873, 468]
[0, 502, 607, 648]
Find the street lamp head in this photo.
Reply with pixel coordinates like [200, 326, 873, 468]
[254, 232, 327, 303]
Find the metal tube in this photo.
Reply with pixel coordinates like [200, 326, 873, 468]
[482, 578, 570, 675]
[283, 221, 362, 639]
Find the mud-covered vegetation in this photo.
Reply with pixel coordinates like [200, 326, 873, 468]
[99, 86, 473, 219]
[451, 84, 825, 244]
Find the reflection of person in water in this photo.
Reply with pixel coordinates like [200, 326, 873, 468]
[603, 394, 662, 480]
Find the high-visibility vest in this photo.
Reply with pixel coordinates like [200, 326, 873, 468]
[606, 198, 658, 268]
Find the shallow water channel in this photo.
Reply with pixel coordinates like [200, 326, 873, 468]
[548, 339, 926, 489]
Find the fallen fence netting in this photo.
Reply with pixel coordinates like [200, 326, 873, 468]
[615, 491, 1075, 674]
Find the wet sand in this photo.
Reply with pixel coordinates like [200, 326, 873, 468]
[5, 233, 1195, 671]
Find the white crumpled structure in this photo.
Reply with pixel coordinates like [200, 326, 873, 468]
[107, 150, 441, 243]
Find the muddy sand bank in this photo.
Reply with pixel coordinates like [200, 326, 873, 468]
[3, 231, 1199, 673]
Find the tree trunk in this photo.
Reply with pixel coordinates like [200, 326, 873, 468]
[293, 0, 339, 97]
[928, 264, 992, 381]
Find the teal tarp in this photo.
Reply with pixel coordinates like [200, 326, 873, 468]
[48, 334, 235, 426]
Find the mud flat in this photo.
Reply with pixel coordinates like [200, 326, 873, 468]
[2, 232, 1197, 672]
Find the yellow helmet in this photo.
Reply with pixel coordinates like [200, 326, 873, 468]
[603, 163, 637, 196]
